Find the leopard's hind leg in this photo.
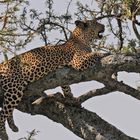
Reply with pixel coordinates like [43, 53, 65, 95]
[7, 114, 19, 132]
[0, 110, 8, 140]
[0, 89, 23, 140]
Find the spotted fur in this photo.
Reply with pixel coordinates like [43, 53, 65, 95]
[0, 19, 106, 139]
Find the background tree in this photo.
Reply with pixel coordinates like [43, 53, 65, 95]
[0, 0, 140, 139]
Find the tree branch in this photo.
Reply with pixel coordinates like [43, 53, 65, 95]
[132, 19, 140, 40]
[0, 94, 136, 140]
[116, 18, 124, 50]
[1, 53, 140, 139]
[25, 96, 138, 140]
[78, 87, 114, 103]
[103, 78, 140, 100]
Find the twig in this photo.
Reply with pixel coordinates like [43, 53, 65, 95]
[116, 18, 124, 50]
[49, 21, 69, 41]
[42, 21, 70, 41]
[131, 3, 140, 41]
[0, 32, 28, 37]
[132, 19, 140, 40]
[64, 0, 73, 29]
[1, 2, 9, 30]
[22, 20, 70, 41]
[108, 18, 117, 37]
[130, 1, 140, 40]
[65, 0, 73, 17]
[96, 13, 122, 20]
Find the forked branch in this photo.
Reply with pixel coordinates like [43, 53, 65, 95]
[0, 53, 140, 139]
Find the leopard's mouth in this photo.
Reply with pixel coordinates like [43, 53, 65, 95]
[98, 28, 105, 39]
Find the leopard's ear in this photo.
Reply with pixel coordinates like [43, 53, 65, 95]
[75, 20, 87, 29]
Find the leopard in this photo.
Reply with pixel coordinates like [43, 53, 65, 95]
[0, 19, 107, 140]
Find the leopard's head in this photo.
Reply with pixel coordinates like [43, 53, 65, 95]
[72, 19, 105, 44]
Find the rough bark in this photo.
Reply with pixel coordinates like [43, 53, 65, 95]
[0, 53, 140, 140]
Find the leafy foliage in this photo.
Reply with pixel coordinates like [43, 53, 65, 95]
[0, 0, 31, 59]
[0, 0, 140, 60]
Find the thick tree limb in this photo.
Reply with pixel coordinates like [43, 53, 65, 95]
[20, 95, 138, 140]
[1, 53, 140, 139]
[0, 95, 137, 140]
